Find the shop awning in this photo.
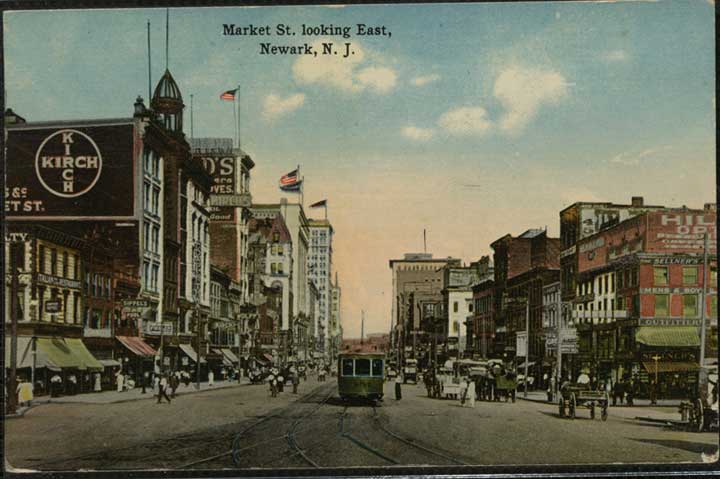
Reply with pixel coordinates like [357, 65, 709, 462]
[179, 343, 207, 364]
[635, 327, 700, 347]
[98, 359, 122, 368]
[36, 338, 83, 370]
[212, 349, 233, 367]
[116, 336, 158, 357]
[642, 361, 700, 374]
[65, 338, 103, 371]
[221, 348, 240, 364]
[5, 336, 35, 369]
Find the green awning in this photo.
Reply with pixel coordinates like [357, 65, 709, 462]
[635, 326, 700, 347]
[65, 338, 103, 371]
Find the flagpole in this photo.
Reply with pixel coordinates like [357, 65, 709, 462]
[237, 84, 241, 150]
[324, 203, 327, 220]
[232, 94, 238, 148]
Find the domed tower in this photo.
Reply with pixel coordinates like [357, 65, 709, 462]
[151, 69, 184, 135]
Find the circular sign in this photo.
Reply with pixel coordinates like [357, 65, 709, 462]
[34, 129, 103, 198]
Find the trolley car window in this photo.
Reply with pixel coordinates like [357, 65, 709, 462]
[371, 359, 384, 377]
[354, 358, 371, 376]
[342, 359, 354, 376]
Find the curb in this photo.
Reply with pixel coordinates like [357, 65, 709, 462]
[4, 381, 255, 415]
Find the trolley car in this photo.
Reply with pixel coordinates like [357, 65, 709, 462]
[338, 352, 385, 402]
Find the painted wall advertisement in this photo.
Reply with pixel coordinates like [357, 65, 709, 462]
[645, 211, 717, 253]
[5, 124, 136, 220]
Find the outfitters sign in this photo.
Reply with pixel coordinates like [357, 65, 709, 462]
[5, 123, 135, 220]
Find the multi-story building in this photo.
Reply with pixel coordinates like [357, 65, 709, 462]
[247, 213, 293, 364]
[491, 229, 560, 388]
[389, 253, 462, 368]
[470, 276, 495, 358]
[442, 256, 492, 357]
[329, 273, 342, 362]
[571, 204, 717, 398]
[251, 200, 309, 358]
[307, 219, 333, 356]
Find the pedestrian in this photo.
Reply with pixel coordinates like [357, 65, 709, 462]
[395, 374, 402, 400]
[115, 370, 124, 393]
[93, 372, 102, 393]
[613, 380, 624, 406]
[466, 379, 476, 408]
[208, 370, 215, 387]
[626, 379, 635, 407]
[142, 371, 149, 394]
[68, 374, 78, 395]
[16, 378, 33, 407]
[269, 373, 278, 398]
[221, 367, 227, 381]
[277, 373, 284, 393]
[170, 372, 180, 397]
[50, 374, 63, 397]
[157, 374, 171, 404]
[292, 371, 300, 394]
[182, 370, 190, 387]
[153, 374, 160, 393]
[650, 379, 657, 405]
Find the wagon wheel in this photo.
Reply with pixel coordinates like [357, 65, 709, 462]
[601, 392, 609, 421]
[692, 399, 705, 432]
[558, 397, 565, 418]
[569, 393, 576, 419]
[590, 402, 596, 419]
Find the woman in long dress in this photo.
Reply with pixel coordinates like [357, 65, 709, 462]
[94, 373, 102, 392]
[116, 371, 124, 392]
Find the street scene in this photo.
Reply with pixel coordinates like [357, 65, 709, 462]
[3, 0, 718, 474]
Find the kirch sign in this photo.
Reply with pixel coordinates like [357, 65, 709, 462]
[5, 123, 136, 220]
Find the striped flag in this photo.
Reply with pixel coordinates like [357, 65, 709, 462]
[279, 169, 302, 192]
[220, 89, 237, 101]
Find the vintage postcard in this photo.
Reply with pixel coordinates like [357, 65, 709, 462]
[2, 0, 718, 476]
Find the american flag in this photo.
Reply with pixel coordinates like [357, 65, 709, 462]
[220, 89, 237, 101]
[279, 169, 302, 192]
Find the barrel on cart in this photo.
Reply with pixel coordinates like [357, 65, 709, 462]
[558, 383, 609, 420]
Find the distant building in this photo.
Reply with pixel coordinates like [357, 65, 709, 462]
[307, 218, 333, 356]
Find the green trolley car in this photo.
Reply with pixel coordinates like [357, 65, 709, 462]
[338, 352, 385, 402]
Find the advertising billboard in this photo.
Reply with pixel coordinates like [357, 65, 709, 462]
[5, 123, 136, 220]
[645, 210, 717, 253]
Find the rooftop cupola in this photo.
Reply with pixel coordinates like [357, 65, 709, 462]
[151, 69, 184, 134]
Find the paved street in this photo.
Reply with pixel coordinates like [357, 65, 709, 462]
[6, 377, 717, 471]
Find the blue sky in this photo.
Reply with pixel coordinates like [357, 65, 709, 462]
[5, 1, 716, 337]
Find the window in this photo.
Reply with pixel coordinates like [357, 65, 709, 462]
[50, 249, 57, 275]
[453, 322, 459, 333]
[653, 267, 668, 285]
[453, 301, 459, 313]
[604, 276, 609, 293]
[143, 182, 151, 212]
[74, 255, 80, 280]
[144, 221, 150, 250]
[152, 187, 160, 215]
[371, 359, 384, 377]
[271, 263, 278, 275]
[655, 295, 669, 316]
[711, 296, 717, 318]
[153, 154, 160, 178]
[617, 270, 624, 289]
[632, 268, 638, 286]
[617, 296, 624, 310]
[342, 358, 354, 376]
[354, 358, 371, 376]
[62, 252, 68, 277]
[711, 268, 717, 288]
[683, 295, 698, 317]
[144, 148, 152, 174]
[682, 267, 698, 285]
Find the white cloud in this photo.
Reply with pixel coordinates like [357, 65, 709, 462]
[292, 40, 397, 94]
[401, 125, 434, 141]
[411, 73, 440, 86]
[601, 49, 630, 62]
[356, 66, 397, 93]
[262, 93, 305, 121]
[437, 106, 492, 136]
[493, 66, 568, 134]
[609, 146, 671, 166]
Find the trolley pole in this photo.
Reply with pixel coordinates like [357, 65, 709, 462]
[196, 304, 201, 391]
[7, 242, 21, 415]
[556, 293, 563, 397]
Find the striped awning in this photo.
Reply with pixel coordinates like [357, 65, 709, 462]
[116, 336, 157, 356]
[221, 348, 240, 364]
[179, 343, 207, 364]
[635, 327, 700, 347]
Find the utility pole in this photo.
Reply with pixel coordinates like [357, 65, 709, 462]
[524, 298, 530, 399]
[556, 289, 563, 397]
[699, 232, 709, 368]
[7, 242, 21, 415]
[360, 310, 364, 345]
[195, 303, 201, 390]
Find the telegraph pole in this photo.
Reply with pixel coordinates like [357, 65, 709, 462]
[524, 298, 530, 399]
[360, 310, 364, 345]
[699, 232, 709, 368]
[7, 242, 21, 414]
[556, 290, 563, 397]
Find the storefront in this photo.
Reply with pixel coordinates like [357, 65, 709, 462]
[115, 335, 157, 386]
[178, 343, 207, 381]
[634, 326, 700, 399]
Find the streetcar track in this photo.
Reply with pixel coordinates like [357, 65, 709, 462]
[339, 406, 399, 464]
[371, 405, 468, 465]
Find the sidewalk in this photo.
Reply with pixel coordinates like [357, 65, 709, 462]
[8, 377, 254, 413]
[517, 389, 682, 407]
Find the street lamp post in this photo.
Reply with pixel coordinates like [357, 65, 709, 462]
[524, 298, 529, 399]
